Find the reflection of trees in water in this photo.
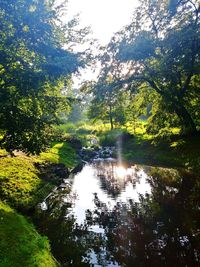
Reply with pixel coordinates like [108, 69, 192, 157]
[93, 161, 138, 198]
[34, 166, 200, 267]
[34, 187, 92, 267]
[86, 167, 200, 266]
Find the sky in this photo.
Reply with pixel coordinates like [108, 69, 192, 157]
[65, 0, 139, 86]
[67, 0, 139, 45]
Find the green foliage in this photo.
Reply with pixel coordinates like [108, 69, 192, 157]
[99, 128, 130, 147]
[98, 0, 200, 135]
[0, 0, 82, 154]
[0, 201, 57, 267]
[56, 122, 77, 135]
[87, 81, 130, 129]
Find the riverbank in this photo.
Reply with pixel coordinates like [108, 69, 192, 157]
[0, 201, 58, 267]
[82, 123, 200, 170]
[0, 130, 199, 266]
[0, 140, 80, 267]
[121, 133, 200, 171]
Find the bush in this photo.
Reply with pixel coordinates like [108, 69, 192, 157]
[99, 129, 133, 146]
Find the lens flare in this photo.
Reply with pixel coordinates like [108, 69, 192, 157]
[115, 166, 127, 178]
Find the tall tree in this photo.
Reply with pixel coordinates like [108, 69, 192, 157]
[99, 0, 200, 135]
[85, 79, 128, 130]
[0, 0, 84, 153]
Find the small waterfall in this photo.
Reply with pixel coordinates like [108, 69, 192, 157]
[117, 135, 122, 165]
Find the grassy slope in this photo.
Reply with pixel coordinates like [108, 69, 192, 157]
[0, 155, 55, 210]
[122, 133, 200, 170]
[0, 141, 79, 267]
[0, 201, 57, 267]
[39, 141, 80, 169]
[0, 141, 79, 210]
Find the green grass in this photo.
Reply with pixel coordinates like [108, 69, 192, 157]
[39, 141, 80, 169]
[0, 140, 80, 210]
[0, 140, 80, 267]
[0, 149, 8, 157]
[0, 201, 58, 267]
[0, 155, 54, 210]
[121, 133, 200, 170]
[55, 121, 112, 146]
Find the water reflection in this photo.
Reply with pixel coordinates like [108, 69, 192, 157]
[34, 161, 200, 267]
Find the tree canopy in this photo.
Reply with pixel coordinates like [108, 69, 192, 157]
[0, 0, 83, 153]
[93, 0, 200, 135]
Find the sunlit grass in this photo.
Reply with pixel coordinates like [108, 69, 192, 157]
[0, 149, 8, 157]
[39, 141, 80, 169]
[0, 155, 54, 209]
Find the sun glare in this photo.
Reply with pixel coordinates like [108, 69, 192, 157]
[67, 0, 139, 44]
[115, 166, 127, 178]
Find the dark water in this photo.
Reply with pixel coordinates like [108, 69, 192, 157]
[34, 160, 200, 267]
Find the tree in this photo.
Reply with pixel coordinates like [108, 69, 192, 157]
[100, 0, 200, 135]
[87, 79, 129, 130]
[0, 0, 84, 153]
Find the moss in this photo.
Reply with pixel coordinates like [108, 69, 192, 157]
[0, 201, 58, 267]
[0, 149, 8, 157]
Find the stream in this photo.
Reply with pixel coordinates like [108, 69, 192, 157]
[34, 153, 200, 267]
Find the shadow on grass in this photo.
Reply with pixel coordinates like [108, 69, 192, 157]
[122, 134, 200, 170]
[0, 202, 57, 267]
[40, 141, 80, 170]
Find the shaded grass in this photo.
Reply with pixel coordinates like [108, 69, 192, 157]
[121, 133, 200, 170]
[39, 141, 80, 169]
[0, 201, 57, 267]
[122, 138, 181, 167]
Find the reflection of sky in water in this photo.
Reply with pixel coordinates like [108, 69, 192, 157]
[90, 249, 120, 267]
[68, 163, 151, 225]
[37, 161, 199, 267]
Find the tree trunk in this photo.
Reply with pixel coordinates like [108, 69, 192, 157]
[109, 104, 114, 130]
[148, 80, 198, 135]
[173, 101, 197, 135]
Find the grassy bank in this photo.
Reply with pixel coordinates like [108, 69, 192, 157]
[39, 141, 80, 170]
[71, 122, 200, 170]
[56, 121, 200, 170]
[0, 141, 80, 210]
[0, 155, 56, 210]
[0, 201, 57, 267]
[120, 133, 200, 171]
[0, 140, 80, 267]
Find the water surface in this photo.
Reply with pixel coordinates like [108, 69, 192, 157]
[35, 160, 200, 267]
